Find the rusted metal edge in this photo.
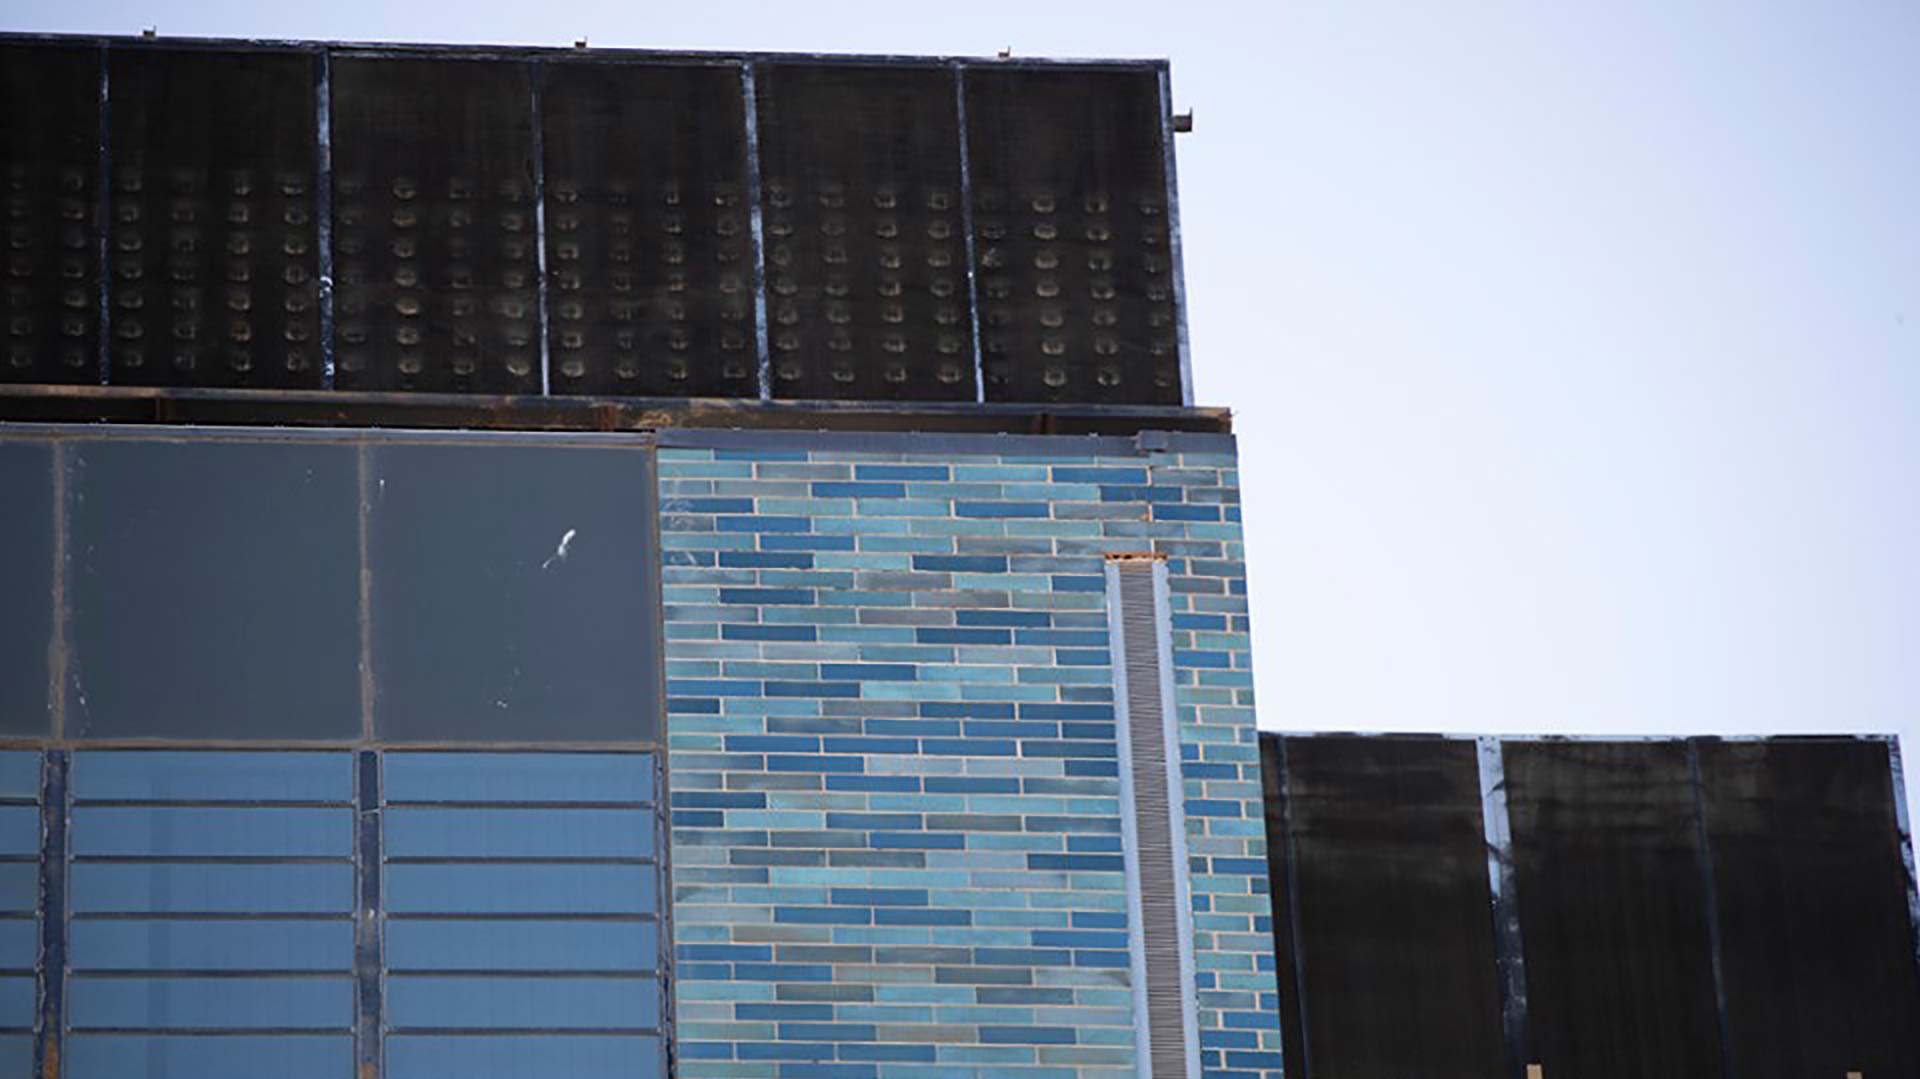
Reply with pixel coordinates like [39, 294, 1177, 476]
[0, 384, 1232, 435]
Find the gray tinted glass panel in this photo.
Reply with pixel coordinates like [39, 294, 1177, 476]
[369, 444, 660, 743]
[71, 864, 354, 913]
[0, 976, 31, 1026]
[387, 1035, 661, 1079]
[387, 976, 660, 1029]
[72, 920, 353, 972]
[385, 808, 653, 859]
[0, 753, 38, 800]
[0, 922, 36, 969]
[0, 444, 51, 737]
[67, 439, 360, 740]
[0, 864, 37, 912]
[73, 751, 353, 802]
[66, 1034, 351, 1079]
[0, 806, 37, 855]
[386, 865, 655, 914]
[69, 976, 350, 1030]
[384, 752, 653, 803]
[71, 807, 352, 857]
[385, 920, 657, 972]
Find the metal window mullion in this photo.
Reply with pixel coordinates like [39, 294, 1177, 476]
[354, 748, 383, 1079]
[315, 47, 336, 389]
[739, 62, 771, 401]
[529, 61, 552, 396]
[33, 750, 68, 1076]
[1155, 64, 1192, 407]
[1886, 737, 1920, 1020]
[95, 44, 112, 386]
[1686, 739, 1735, 1079]
[1477, 736, 1531, 1079]
[1271, 735, 1313, 1079]
[951, 63, 985, 404]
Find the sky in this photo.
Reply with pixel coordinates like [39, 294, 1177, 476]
[11, 1, 1919, 815]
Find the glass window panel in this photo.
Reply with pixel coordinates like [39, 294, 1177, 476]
[71, 864, 354, 914]
[66, 1034, 351, 1079]
[73, 751, 353, 803]
[0, 865, 37, 914]
[385, 865, 655, 915]
[71, 807, 352, 858]
[69, 975, 351, 1030]
[67, 439, 361, 741]
[385, 808, 653, 859]
[71, 919, 353, 972]
[0, 752, 39, 800]
[0, 444, 52, 736]
[0, 921, 37, 970]
[0, 806, 38, 855]
[386, 919, 657, 973]
[386, 1035, 661, 1079]
[0, 1036, 27, 1075]
[387, 975, 659, 1030]
[367, 444, 662, 744]
[384, 752, 653, 804]
[0, 975, 33, 1027]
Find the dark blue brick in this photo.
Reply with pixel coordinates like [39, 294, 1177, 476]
[916, 627, 1010, 645]
[1065, 759, 1119, 777]
[677, 943, 773, 962]
[1059, 722, 1114, 740]
[780, 1065, 876, 1079]
[724, 624, 819, 642]
[1034, 929, 1130, 949]
[668, 698, 721, 714]
[912, 555, 1008, 573]
[714, 449, 807, 461]
[924, 776, 1019, 795]
[720, 588, 815, 605]
[733, 964, 835, 982]
[1070, 911, 1128, 929]
[957, 610, 1051, 628]
[820, 663, 918, 682]
[1016, 629, 1109, 647]
[1172, 613, 1226, 630]
[962, 721, 1032, 740]
[1067, 835, 1123, 853]
[674, 791, 767, 809]
[726, 735, 821, 752]
[821, 737, 920, 756]
[738, 1003, 835, 1022]
[1050, 574, 1105, 592]
[765, 755, 865, 774]
[1155, 503, 1221, 521]
[720, 551, 817, 569]
[1186, 798, 1244, 818]
[954, 501, 1050, 518]
[1052, 466, 1146, 484]
[668, 679, 758, 697]
[838, 1043, 937, 1063]
[737, 1041, 834, 1061]
[764, 681, 861, 698]
[830, 888, 928, 906]
[812, 482, 907, 499]
[1176, 649, 1233, 668]
[774, 906, 872, 925]
[980, 1026, 1077, 1045]
[779, 1023, 877, 1042]
[922, 738, 1016, 757]
[1097, 485, 1183, 503]
[1022, 740, 1115, 759]
[920, 702, 1016, 719]
[864, 719, 960, 738]
[1211, 857, 1268, 875]
[1073, 948, 1132, 968]
[672, 809, 722, 827]
[1055, 649, 1111, 666]
[974, 947, 1069, 966]
[1202, 1029, 1261, 1050]
[1028, 853, 1125, 872]
[1021, 703, 1113, 720]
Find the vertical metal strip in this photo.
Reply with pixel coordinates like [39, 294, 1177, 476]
[1686, 740, 1735, 1079]
[1105, 557, 1201, 1079]
[1149, 563, 1203, 1079]
[356, 443, 375, 742]
[738, 63, 771, 401]
[529, 61, 552, 396]
[33, 750, 68, 1079]
[95, 44, 112, 386]
[46, 443, 67, 740]
[315, 48, 336, 389]
[354, 749, 383, 1079]
[1155, 64, 1193, 407]
[1106, 561, 1155, 1079]
[653, 751, 675, 1079]
[951, 63, 986, 403]
[1889, 736, 1920, 1001]
[1273, 735, 1314, 1079]
[1477, 736, 1530, 1079]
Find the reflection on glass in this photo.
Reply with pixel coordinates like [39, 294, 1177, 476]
[71, 807, 352, 857]
[387, 976, 660, 1030]
[385, 807, 653, 859]
[68, 976, 351, 1030]
[72, 751, 352, 803]
[385, 865, 655, 915]
[385, 919, 657, 972]
[65, 1034, 351, 1079]
[71, 920, 353, 973]
[386, 1035, 662, 1079]
[71, 864, 355, 914]
[384, 752, 653, 804]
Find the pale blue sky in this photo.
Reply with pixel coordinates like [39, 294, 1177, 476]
[12, 2, 1919, 814]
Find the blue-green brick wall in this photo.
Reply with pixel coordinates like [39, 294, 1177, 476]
[659, 435, 1281, 1079]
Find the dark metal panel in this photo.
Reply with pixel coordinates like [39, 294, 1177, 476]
[964, 65, 1181, 406]
[65, 437, 362, 740]
[1699, 738, 1920, 1079]
[539, 61, 755, 397]
[1256, 734, 1307, 1079]
[104, 47, 321, 388]
[0, 442, 53, 736]
[0, 43, 101, 384]
[1504, 740, 1723, 1079]
[366, 442, 662, 742]
[329, 57, 539, 394]
[1284, 735, 1506, 1079]
[752, 63, 976, 401]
